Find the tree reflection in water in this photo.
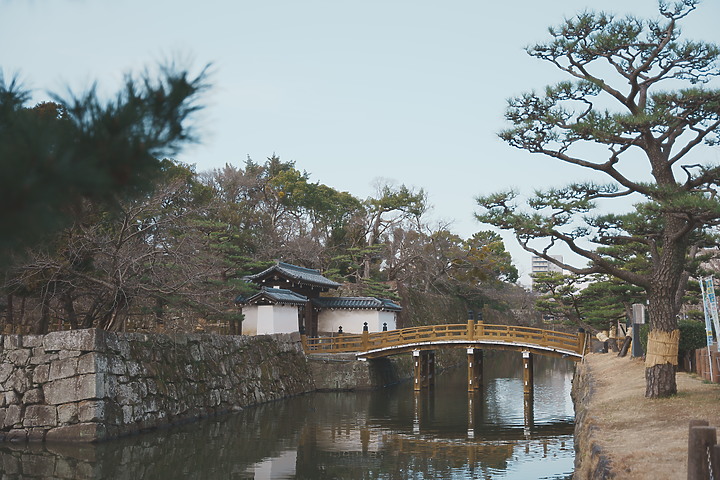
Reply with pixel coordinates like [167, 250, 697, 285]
[0, 351, 574, 479]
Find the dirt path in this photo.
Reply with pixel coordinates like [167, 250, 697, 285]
[580, 353, 720, 479]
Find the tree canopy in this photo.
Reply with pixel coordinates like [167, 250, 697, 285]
[476, 0, 720, 397]
[0, 65, 209, 267]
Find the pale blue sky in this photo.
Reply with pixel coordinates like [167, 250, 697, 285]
[3, 0, 719, 284]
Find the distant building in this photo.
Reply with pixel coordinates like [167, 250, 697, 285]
[531, 255, 564, 290]
[235, 262, 401, 336]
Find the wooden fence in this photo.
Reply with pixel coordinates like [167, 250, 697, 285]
[689, 420, 720, 480]
[695, 346, 720, 383]
[302, 321, 587, 359]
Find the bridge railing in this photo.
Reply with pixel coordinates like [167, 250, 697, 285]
[302, 322, 586, 357]
[474, 323, 580, 353]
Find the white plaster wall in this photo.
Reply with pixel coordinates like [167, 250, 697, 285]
[318, 310, 392, 334]
[378, 311, 397, 331]
[257, 305, 298, 335]
[241, 307, 258, 335]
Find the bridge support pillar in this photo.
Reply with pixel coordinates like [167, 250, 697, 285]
[427, 351, 435, 388]
[522, 351, 534, 397]
[523, 392, 534, 435]
[467, 348, 483, 392]
[413, 350, 434, 391]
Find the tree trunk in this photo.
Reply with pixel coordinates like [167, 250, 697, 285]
[645, 243, 684, 398]
[5, 294, 13, 333]
[19, 296, 26, 334]
[37, 295, 50, 335]
[645, 363, 676, 397]
[63, 292, 79, 329]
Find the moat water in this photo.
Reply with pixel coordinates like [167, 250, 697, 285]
[0, 351, 575, 479]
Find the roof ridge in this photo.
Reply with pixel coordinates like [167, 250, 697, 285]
[278, 262, 320, 273]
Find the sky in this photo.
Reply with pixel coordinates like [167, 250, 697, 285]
[3, 0, 720, 285]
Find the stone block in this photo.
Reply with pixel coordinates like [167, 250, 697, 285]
[141, 396, 158, 414]
[3, 335, 22, 349]
[103, 402, 123, 426]
[77, 352, 109, 374]
[146, 378, 158, 395]
[5, 429, 27, 441]
[43, 377, 79, 405]
[0, 364, 14, 383]
[22, 388, 43, 405]
[4, 405, 23, 428]
[44, 373, 109, 405]
[21, 335, 43, 348]
[29, 351, 56, 365]
[170, 334, 188, 346]
[78, 400, 107, 423]
[77, 374, 107, 400]
[43, 329, 107, 353]
[7, 349, 30, 366]
[46, 423, 107, 442]
[103, 331, 121, 353]
[78, 400, 106, 423]
[27, 427, 48, 442]
[190, 344, 202, 362]
[59, 350, 82, 359]
[4, 369, 30, 393]
[57, 403, 78, 425]
[116, 339, 131, 359]
[126, 361, 143, 377]
[107, 356, 127, 375]
[32, 364, 50, 384]
[122, 405, 134, 424]
[23, 405, 57, 427]
[5, 390, 20, 405]
[49, 357, 79, 381]
[115, 382, 142, 405]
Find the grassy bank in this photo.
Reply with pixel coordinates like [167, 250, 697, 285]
[576, 353, 720, 479]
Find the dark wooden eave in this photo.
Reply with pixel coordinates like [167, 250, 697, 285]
[244, 262, 341, 292]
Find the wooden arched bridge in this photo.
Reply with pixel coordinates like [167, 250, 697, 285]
[302, 320, 588, 394]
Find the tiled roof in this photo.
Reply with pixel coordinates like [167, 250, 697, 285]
[245, 262, 341, 289]
[312, 297, 402, 311]
[236, 287, 308, 306]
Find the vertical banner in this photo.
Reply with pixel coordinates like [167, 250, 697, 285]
[705, 277, 720, 344]
[700, 278, 715, 381]
[700, 279, 715, 347]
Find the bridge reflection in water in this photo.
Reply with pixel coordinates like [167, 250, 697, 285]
[0, 353, 575, 479]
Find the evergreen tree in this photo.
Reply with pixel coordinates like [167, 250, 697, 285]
[476, 1, 720, 397]
[0, 65, 209, 269]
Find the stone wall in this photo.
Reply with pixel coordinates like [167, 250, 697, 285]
[0, 329, 315, 442]
[571, 359, 614, 479]
[307, 354, 411, 391]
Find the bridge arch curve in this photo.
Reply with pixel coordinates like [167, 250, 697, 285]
[303, 322, 588, 361]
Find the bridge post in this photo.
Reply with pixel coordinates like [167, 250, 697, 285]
[413, 350, 433, 390]
[413, 350, 422, 391]
[577, 328, 587, 355]
[427, 351, 435, 388]
[522, 351, 534, 397]
[362, 323, 369, 352]
[467, 348, 482, 392]
[467, 319, 474, 340]
[523, 392, 534, 435]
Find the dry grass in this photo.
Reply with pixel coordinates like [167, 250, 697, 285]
[583, 353, 720, 479]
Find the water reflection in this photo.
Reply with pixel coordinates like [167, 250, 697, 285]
[0, 351, 575, 479]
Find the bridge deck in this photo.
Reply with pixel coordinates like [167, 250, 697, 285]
[303, 322, 587, 360]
